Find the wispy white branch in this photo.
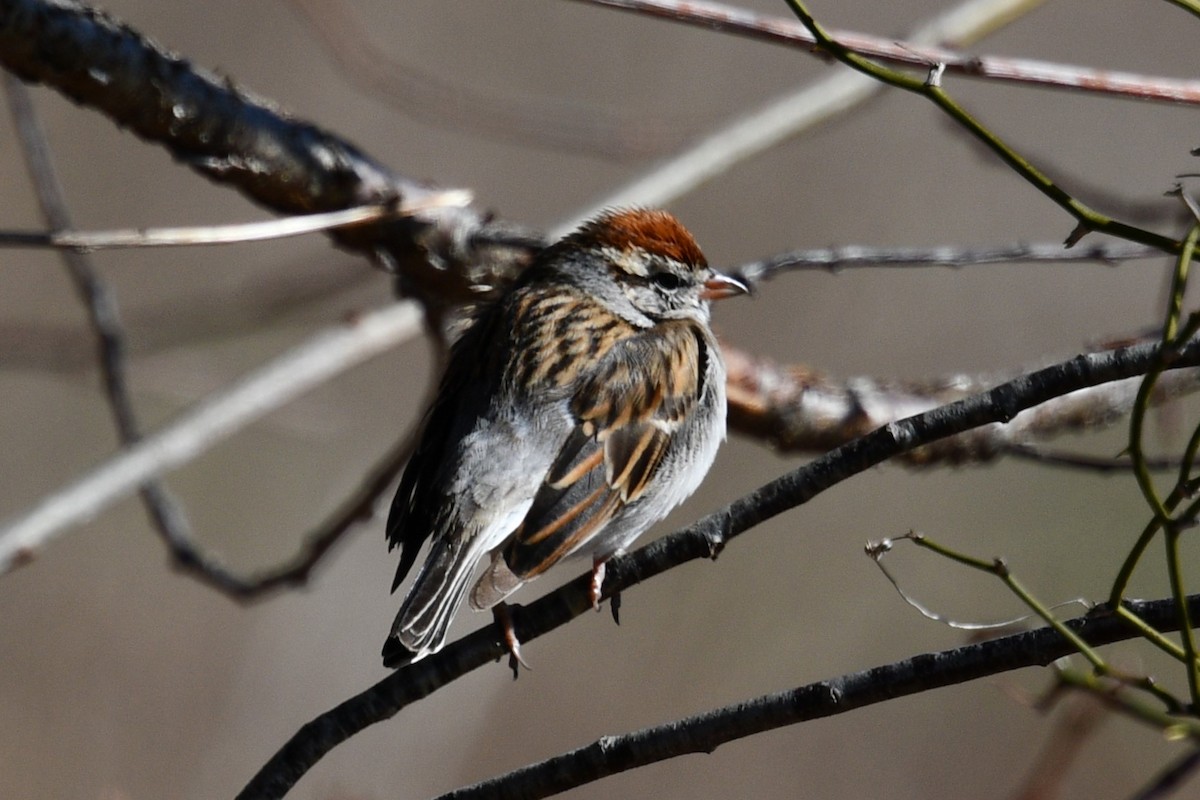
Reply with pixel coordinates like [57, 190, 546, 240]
[0, 300, 424, 574]
[0, 190, 473, 250]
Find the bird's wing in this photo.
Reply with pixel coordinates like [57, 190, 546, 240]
[502, 318, 708, 578]
[385, 304, 504, 592]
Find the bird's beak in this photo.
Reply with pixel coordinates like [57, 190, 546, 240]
[700, 271, 751, 301]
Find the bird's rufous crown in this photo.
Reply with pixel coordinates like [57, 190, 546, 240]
[571, 209, 707, 269]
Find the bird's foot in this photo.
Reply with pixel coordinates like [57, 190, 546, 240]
[589, 558, 622, 624]
[492, 602, 529, 679]
[589, 558, 606, 612]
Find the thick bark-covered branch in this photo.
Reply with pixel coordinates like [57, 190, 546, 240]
[236, 335, 1200, 800]
[0, 0, 504, 308]
[0, 0, 398, 211]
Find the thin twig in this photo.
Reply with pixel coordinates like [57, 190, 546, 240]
[736, 240, 1164, 283]
[235, 335, 1200, 800]
[572, 0, 1200, 104]
[1004, 444, 1182, 474]
[782, 0, 1179, 253]
[0, 301, 424, 574]
[0, 191, 471, 250]
[198, 426, 423, 600]
[3, 73, 199, 569]
[866, 533, 1091, 631]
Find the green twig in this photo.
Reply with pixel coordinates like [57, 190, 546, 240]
[1177, 419, 1200, 493]
[1166, 527, 1200, 708]
[1128, 225, 1199, 521]
[1113, 225, 1200, 615]
[781, 0, 1180, 253]
[1113, 225, 1200, 600]
[907, 533, 1195, 716]
[1057, 667, 1200, 740]
[1116, 601, 1189, 663]
[906, 533, 1107, 670]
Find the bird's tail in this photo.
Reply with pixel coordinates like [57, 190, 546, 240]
[383, 536, 486, 667]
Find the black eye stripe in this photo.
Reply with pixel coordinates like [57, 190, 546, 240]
[648, 271, 687, 290]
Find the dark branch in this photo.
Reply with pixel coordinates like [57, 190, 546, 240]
[0, 0, 503, 308]
[4, 74, 199, 575]
[722, 341, 1199, 460]
[6, 1, 1189, 464]
[236, 335, 1200, 800]
[735, 240, 1164, 284]
[0, 0, 397, 212]
[199, 426, 421, 600]
[1003, 443, 1182, 474]
[438, 595, 1196, 800]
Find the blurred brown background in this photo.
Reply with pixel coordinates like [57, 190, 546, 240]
[2, 1, 1199, 797]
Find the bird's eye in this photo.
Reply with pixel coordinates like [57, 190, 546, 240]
[649, 271, 686, 291]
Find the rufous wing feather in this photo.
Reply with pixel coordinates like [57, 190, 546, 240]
[470, 320, 705, 609]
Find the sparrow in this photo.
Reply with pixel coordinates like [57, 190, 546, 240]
[382, 208, 747, 667]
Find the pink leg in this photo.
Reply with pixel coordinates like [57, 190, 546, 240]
[491, 603, 529, 678]
[590, 558, 606, 612]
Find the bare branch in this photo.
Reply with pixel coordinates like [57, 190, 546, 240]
[722, 344, 1200, 461]
[736, 240, 1164, 283]
[180, 428, 421, 600]
[4, 72, 201, 575]
[0, 191, 470, 250]
[1003, 444, 1182, 474]
[571, 0, 1200, 105]
[251, 592, 1200, 800]
[0, 0, 398, 209]
[235, 335, 1200, 800]
[0, 0, 497, 308]
[437, 595, 1181, 800]
[2, 62, 449, 594]
[0, 301, 424, 574]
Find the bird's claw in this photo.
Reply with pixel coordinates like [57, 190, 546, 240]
[492, 603, 529, 679]
[589, 559, 606, 612]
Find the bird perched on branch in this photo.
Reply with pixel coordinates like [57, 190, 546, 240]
[382, 208, 747, 668]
